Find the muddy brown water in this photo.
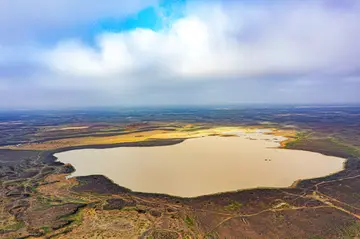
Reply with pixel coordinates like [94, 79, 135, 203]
[55, 135, 345, 197]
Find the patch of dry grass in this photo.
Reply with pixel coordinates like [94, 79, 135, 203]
[1, 126, 294, 151]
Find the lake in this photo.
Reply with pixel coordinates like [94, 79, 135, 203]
[55, 133, 345, 197]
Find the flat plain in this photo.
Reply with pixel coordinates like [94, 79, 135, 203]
[1, 106, 360, 239]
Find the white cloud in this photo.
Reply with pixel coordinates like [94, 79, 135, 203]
[0, 0, 158, 27]
[0, 80, 9, 91]
[2, 0, 360, 107]
[343, 77, 360, 83]
[0, 0, 158, 44]
[44, 1, 360, 84]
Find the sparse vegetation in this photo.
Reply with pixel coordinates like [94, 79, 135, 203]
[184, 215, 195, 227]
[1, 108, 360, 238]
[224, 201, 243, 211]
[41, 226, 52, 233]
[1, 221, 25, 231]
[341, 222, 360, 238]
[308, 236, 325, 239]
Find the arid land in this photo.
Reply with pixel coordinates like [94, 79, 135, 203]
[1, 107, 360, 239]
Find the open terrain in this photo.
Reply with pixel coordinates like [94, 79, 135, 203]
[1, 107, 360, 238]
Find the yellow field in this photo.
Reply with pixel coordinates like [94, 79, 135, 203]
[2, 126, 296, 151]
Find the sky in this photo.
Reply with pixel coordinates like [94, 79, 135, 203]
[1, 0, 360, 108]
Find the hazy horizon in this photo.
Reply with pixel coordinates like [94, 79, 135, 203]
[2, 103, 360, 113]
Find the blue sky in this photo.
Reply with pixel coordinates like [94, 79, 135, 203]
[0, 0, 360, 108]
[89, 1, 186, 40]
